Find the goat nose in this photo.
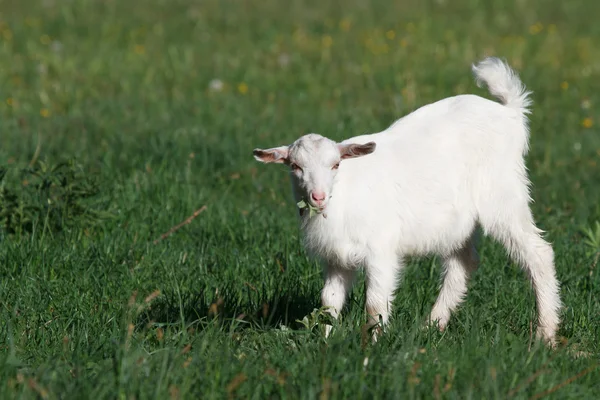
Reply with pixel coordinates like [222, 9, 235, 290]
[311, 191, 326, 202]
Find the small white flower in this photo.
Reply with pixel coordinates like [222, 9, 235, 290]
[574, 142, 582, 151]
[363, 357, 369, 369]
[582, 66, 592, 77]
[51, 40, 63, 53]
[278, 53, 290, 67]
[209, 79, 224, 92]
[581, 99, 591, 110]
[37, 64, 47, 75]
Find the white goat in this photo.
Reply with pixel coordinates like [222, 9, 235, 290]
[253, 57, 561, 345]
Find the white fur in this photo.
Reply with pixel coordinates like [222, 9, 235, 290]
[253, 57, 561, 345]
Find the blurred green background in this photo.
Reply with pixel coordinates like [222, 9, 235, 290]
[1, 0, 599, 398]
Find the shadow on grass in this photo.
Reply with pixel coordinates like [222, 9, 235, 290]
[136, 285, 320, 333]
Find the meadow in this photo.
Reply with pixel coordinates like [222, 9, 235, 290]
[1, 0, 600, 398]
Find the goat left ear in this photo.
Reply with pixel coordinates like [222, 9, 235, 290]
[338, 142, 376, 159]
[253, 146, 289, 164]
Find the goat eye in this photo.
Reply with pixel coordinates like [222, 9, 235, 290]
[290, 163, 302, 172]
[332, 163, 340, 170]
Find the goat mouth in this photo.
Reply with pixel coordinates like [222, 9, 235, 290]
[309, 202, 326, 211]
[297, 198, 327, 217]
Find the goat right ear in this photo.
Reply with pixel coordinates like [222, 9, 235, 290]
[253, 146, 289, 164]
[338, 142, 376, 160]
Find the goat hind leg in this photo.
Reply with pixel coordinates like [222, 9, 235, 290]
[429, 238, 479, 331]
[484, 202, 561, 346]
[503, 228, 561, 345]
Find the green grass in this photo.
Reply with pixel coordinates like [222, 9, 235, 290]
[1, 0, 600, 398]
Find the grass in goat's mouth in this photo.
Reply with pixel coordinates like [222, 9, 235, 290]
[297, 199, 322, 218]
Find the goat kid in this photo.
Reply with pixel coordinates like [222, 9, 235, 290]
[253, 57, 561, 346]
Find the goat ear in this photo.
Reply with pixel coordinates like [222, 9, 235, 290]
[253, 146, 289, 164]
[338, 142, 376, 160]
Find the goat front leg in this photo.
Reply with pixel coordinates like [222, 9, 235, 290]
[364, 253, 401, 343]
[321, 264, 356, 338]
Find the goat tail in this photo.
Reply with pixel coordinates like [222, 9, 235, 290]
[472, 57, 532, 114]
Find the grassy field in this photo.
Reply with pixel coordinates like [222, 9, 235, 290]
[1, 0, 600, 398]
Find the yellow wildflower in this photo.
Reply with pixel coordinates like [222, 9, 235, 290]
[25, 17, 39, 27]
[560, 81, 568, 90]
[134, 44, 145, 55]
[40, 108, 50, 118]
[292, 28, 307, 44]
[339, 19, 351, 32]
[582, 117, 593, 128]
[238, 83, 248, 95]
[529, 22, 543, 35]
[6, 98, 13, 106]
[386, 30, 395, 40]
[322, 35, 333, 48]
